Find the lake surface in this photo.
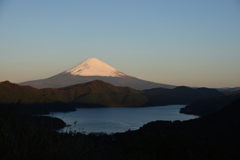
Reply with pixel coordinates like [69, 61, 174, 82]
[50, 105, 198, 134]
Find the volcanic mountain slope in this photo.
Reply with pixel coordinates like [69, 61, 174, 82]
[0, 80, 147, 108]
[19, 58, 174, 90]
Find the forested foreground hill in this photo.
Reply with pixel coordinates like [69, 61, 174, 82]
[1, 80, 224, 107]
[1, 99, 240, 159]
[143, 86, 224, 106]
[1, 80, 224, 114]
[1, 80, 240, 159]
[180, 93, 240, 116]
[113, 98, 240, 159]
[0, 80, 147, 108]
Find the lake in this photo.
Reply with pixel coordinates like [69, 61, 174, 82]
[50, 105, 198, 134]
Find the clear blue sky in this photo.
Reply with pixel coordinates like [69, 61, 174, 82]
[1, 0, 239, 88]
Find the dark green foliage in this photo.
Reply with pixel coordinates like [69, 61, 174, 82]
[1, 81, 240, 159]
[115, 131, 236, 160]
[0, 80, 148, 110]
[143, 86, 224, 106]
[76, 92, 147, 107]
[1, 116, 239, 160]
[1, 99, 240, 159]
[180, 93, 240, 116]
[1, 80, 225, 113]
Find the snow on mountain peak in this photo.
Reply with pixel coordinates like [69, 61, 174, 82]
[65, 58, 127, 77]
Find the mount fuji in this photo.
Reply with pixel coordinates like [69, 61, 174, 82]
[19, 58, 174, 90]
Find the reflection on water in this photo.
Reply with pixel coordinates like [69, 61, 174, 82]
[50, 105, 198, 134]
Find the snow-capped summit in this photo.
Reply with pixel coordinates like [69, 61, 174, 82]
[19, 58, 175, 90]
[65, 58, 126, 77]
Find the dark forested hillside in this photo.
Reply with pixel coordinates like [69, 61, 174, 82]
[180, 93, 240, 116]
[1, 80, 240, 159]
[1, 81, 225, 114]
[143, 86, 224, 106]
[0, 80, 147, 113]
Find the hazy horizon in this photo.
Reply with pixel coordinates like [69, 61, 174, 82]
[1, 0, 239, 88]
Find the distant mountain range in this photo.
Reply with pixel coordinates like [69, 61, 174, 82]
[1, 80, 224, 114]
[18, 58, 174, 90]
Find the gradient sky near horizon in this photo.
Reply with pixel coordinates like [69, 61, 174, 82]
[0, 0, 239, 88]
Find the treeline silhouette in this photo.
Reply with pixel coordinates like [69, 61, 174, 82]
[1, 99, 240, 159]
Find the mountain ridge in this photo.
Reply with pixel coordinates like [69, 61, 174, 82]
[1, 80, 225, 115]
[143, 86, 224, 106]
[180, 93, 240, 116]
[0, 80, 147, 108]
